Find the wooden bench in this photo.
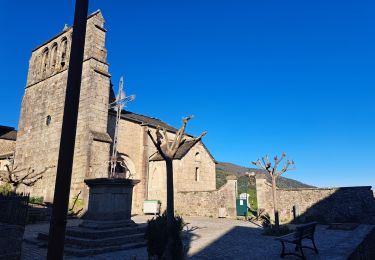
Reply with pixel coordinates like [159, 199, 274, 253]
[275, 222, 319, 259]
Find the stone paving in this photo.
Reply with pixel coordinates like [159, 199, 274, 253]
[21, 216, 373, 260]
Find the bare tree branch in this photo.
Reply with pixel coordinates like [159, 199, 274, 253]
[252, 152, 296, 228]
[194, 131, 207, 142]
[0, 161, 55, 192]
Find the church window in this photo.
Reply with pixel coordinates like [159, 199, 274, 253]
[60, 38, 68, 68]
[50, 43, 58, 71]
[195, 167, 200, 181]
[46, 115, 51, 126]
[195, 152, 201, 162]
[41, 48, 49, 76]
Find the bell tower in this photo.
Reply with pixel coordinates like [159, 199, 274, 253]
[15, 10, 112, 203]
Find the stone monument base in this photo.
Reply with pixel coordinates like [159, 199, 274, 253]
[34, 177, 146, 256]
[83, 178, 140, 222]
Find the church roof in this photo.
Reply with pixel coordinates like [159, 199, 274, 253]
[119, 111, 180, 133]
[149, 139, 216, 163]
[117, 111, 216, 162]
[149, 139, 200, 161]
[0, 126, 17, 141]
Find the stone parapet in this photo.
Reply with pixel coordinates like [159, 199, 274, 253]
[255, 178, 375, 224]
[175, 178, 237, 218]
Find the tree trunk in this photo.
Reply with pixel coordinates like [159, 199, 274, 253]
[165, 158, 175, 260]
[12, 184, 17, 193]
[271, 176, 279, 228]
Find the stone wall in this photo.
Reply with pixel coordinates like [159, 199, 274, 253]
[255, 175, 375, 224]
[175, 176, 237, 218]
[0, 139, 16, 157]
[0, 139, 15, 171]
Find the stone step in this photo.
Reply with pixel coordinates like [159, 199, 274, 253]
[38, 232, 145, 249]
[64, 241, 147, 257]
[66, 224, 147, 239]
[79, 219, 138, 229]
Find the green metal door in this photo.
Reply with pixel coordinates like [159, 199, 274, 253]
[236, 198, 248, 216]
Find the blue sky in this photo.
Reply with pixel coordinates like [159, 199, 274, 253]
[0, 1, 374, 188]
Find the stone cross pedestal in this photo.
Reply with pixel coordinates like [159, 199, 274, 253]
[81, 178, 140, 228]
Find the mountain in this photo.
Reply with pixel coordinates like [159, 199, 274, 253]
[216, 161, 314, 192]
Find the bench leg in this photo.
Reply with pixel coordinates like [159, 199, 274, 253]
[280, 241, 285, 258]
[300, 247, 306, 260]
[296, 241, 306, 260]
[312, 238, 319, 254]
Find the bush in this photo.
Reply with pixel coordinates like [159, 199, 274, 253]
[248, 188, 257, 211]
[68, 197, 84, 217]
[0, 183, 13, 194]
[29, 196, 44, 205]
[145, 212, 185, 259]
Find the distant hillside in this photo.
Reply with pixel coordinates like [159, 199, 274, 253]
[216, 161, 314, 193]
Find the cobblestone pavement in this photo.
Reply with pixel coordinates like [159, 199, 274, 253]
[21, 216, 373, 260]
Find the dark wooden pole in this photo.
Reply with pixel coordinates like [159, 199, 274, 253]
[47, 0, 89, 259]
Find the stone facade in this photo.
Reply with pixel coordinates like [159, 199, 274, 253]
[255, 174, 375, 224]
[0, 126, 17, 171]
[148, 138, 216, 213]
[15, 11, 111, 202]
[10, 10, 236, 217]
[111, 116, 218, 214]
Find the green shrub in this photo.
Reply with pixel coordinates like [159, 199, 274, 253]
[29, 196, 44, 204]
[145, 212, 185, 259]
[0, 183, 13, 194]
[68, 197, 84, 217]
[248, 188, 257, 210]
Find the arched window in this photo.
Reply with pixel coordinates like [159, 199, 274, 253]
[50, 43, 58, 71]
[115, 154, 136, 179]
[60, 38, 68, 68]
[41, 48, 49, 76]
[195, 167, 200, 181]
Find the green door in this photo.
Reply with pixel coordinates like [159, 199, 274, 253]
[236, 198, 248, 216]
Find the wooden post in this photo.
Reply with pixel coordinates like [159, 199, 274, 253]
[46, 1, 89, 259]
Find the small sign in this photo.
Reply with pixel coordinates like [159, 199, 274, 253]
[239, 193, 248, 200]
[240, 200, 244, 205]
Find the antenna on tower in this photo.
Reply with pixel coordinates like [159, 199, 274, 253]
[109, 76, 135, 178]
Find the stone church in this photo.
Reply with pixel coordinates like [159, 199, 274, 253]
[7, 10, 236, 216]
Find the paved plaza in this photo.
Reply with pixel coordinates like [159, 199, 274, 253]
[21, 216, 373, 259]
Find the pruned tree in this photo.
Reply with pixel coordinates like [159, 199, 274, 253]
[252, 152, 295, 227]
[147, 115, 206, 259]
[0, 155, 54, 192]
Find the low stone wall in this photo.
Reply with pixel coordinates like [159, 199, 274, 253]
[256, 175, 375, 224]
[175, 177, 237, 218]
